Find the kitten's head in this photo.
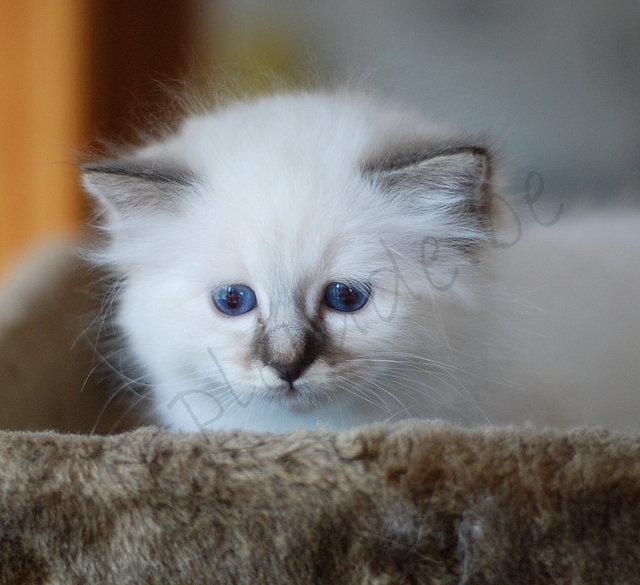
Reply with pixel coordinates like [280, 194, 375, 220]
[83, 91, 498, 430]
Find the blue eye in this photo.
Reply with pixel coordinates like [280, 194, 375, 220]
[323, 282, 371, 312]
[213, 284, 257, 316]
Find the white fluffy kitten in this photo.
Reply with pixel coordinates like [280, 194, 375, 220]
[83, 91, 640, 431]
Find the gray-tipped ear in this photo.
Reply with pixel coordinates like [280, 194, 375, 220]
[81, 160, 198, 217]
[364, 146, 493, 220]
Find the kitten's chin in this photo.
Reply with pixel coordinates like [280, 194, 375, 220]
[259, 381, 334, 412]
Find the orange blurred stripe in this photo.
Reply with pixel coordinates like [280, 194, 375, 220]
[0, 0, 89, 282]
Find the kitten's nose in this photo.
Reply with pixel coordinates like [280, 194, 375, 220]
[270, 360, 306, 384]
[256, 321, 325, 385]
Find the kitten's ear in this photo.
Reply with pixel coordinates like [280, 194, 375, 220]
[365, 146, 493, 223]
[81, 160, 198, 218]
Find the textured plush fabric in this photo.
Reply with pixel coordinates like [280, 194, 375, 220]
[2, 422, 640, 584]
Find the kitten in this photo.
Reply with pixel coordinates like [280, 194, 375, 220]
[83, 90, 640, 432]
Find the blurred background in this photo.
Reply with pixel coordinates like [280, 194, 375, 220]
[1, 0, 639, 281]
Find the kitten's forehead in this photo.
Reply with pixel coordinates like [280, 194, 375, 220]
[147, 92, 450, 236]
[184, 171, 377, 299]
[170, 92, 436, 176]
[147, 92, 458, 291]
[173, 95, 392, 286]
[207, 197, 359, 289]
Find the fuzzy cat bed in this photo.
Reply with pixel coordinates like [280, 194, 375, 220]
[2, 421, 640, 584]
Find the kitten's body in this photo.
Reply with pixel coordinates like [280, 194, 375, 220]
[84, 91, 640, 432]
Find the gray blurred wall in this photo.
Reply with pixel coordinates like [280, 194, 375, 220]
[205, 0, 640, 201]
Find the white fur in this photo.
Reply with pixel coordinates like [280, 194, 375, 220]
[85, 91, 640, 431]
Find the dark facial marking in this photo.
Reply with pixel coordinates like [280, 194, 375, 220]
[81, 160, 198, 187]
[254, 318, 328, 385]
[362, 140, 489, 171]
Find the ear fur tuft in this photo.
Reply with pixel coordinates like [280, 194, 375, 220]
[363, 144, 495, 251]
[81, 160, 198, 217]
[364, 145, 492, 217]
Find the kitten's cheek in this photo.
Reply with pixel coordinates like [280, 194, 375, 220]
[255, 364, 282, 387]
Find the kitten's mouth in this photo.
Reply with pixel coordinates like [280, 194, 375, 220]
[263, 381, 331, 411]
